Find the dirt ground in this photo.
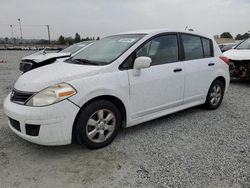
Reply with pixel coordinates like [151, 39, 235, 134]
[0, 51, 250, 188]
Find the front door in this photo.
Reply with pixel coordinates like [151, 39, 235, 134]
[127, 34, 185, 119]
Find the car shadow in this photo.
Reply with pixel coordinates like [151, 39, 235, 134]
[230, 79, 250, 86]
[118, 106, 202, 137]
[12, 105, 203, 154]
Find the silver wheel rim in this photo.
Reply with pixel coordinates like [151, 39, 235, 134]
[86, 109, 116, 143]
[210, 84, 222, 106]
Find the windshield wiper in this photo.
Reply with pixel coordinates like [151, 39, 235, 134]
[71, 58, 99, 65]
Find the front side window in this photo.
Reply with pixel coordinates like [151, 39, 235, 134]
[69, 34, 145, 65]
[136, 35, 179, 66]
[182, 34, 203, 60]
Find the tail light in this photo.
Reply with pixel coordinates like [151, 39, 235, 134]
[219, 56, 230, 65]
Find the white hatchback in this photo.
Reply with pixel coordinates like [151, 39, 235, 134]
[4, 29, 230, 149]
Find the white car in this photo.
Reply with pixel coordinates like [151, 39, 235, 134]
[223, 38, 250, 80]
[4, 29, 230, 149]
[20, 41, 93, 73]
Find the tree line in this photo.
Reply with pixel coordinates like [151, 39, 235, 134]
[220, 32, 249, 40]
[0, 32, 100, 45]
[56, 33, 100, 45]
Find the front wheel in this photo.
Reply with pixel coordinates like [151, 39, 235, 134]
[75, 100, 121, 149]
[204, 80, 225, 110]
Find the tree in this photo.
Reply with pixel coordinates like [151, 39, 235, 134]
[13, 38, 16, 44]
[242, 33, 250, 39]
[235, 33, 250, 40]
[5, 37, 9, 43]
[36, 39, 49, 45]
[65, 37, 74, 45]
[220, 32, 233, 39]
[57, 35, 66, 44]
[74, 33, 81, 43]
[96, 36, 100, 40]
[235, 34, 243, 40]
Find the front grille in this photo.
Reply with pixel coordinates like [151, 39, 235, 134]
[8, 117, 21, 132]
[10, 89, 34, 105]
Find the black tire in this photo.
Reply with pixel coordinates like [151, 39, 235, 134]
[204, 79, 225, 110]
[75, 100, 121, 149]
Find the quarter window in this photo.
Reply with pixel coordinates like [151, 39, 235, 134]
[181, 34, 203, 60]
[136, 35, 179, 66]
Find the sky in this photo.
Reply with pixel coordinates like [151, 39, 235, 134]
[0, 0, 250, 40]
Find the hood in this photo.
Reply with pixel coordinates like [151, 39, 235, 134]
[14, 60, 103, 92]
[223, 49, 250, 61]
[22, 51, 71, 63]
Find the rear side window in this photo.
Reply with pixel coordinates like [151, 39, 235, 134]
[181, 34, 203, 60]
[202, 38, 212, 57]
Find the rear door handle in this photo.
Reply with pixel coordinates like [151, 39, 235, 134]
[173, 68, 182, 72]
[208, 63, 215, 66]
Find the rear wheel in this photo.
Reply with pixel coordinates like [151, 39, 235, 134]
[75, 100, 121, 149]
[205, 80, 225, 110]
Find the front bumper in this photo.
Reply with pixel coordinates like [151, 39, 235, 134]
[4, 94, 79, 146]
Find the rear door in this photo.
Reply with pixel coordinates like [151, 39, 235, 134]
[180, 34, 215, 103]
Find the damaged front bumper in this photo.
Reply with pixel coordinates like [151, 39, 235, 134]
[229, 59, 250, 80]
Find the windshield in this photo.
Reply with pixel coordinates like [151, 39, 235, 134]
[69, 34, 145, 65]
[236, 38, 250, 49]
[60, 42, 91, 54]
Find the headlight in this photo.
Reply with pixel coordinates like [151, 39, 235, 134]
[26, 83, 77, 107]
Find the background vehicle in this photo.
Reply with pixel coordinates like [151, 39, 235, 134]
[223, 38, 250, 80]
[19, 41, 93, 73]
[220, 43, 237, 52]
[4, 29, 229, 149]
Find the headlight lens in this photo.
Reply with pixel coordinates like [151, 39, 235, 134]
[26, 83, 77, 107]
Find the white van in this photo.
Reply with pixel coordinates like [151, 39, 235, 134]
[4, 29, 230, 149]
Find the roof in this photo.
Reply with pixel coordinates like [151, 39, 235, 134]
[117, 28, 212, 39]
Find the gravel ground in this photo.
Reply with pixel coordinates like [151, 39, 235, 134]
[0, 51, 250, 188]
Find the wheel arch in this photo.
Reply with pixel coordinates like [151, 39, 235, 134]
[205, 75, 227, 103]
[214, 76, 226, 89]
[72, 95, 127, 143]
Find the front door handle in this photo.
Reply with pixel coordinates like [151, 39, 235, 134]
[208, 63, 215, 66]
[173, 68, 182, 72]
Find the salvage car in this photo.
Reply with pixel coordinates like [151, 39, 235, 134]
[19, 41, 93, 73]
[223, 38, 250, 80]
[4, 29, 230, 149]
[220, 43, 237, 52]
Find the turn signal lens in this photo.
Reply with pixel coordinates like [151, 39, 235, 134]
[58, 91, 76, 97]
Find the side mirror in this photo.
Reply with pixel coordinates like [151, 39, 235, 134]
[133, 56, 152, 70]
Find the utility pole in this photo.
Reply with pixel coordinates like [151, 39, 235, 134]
[46, 25, 51, 44]
[10, 25, 14, 38]
[10, 25, 14, 45]
[18, 18, 23, 43]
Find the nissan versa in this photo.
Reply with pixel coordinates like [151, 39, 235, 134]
[4, 29, 230, 149]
